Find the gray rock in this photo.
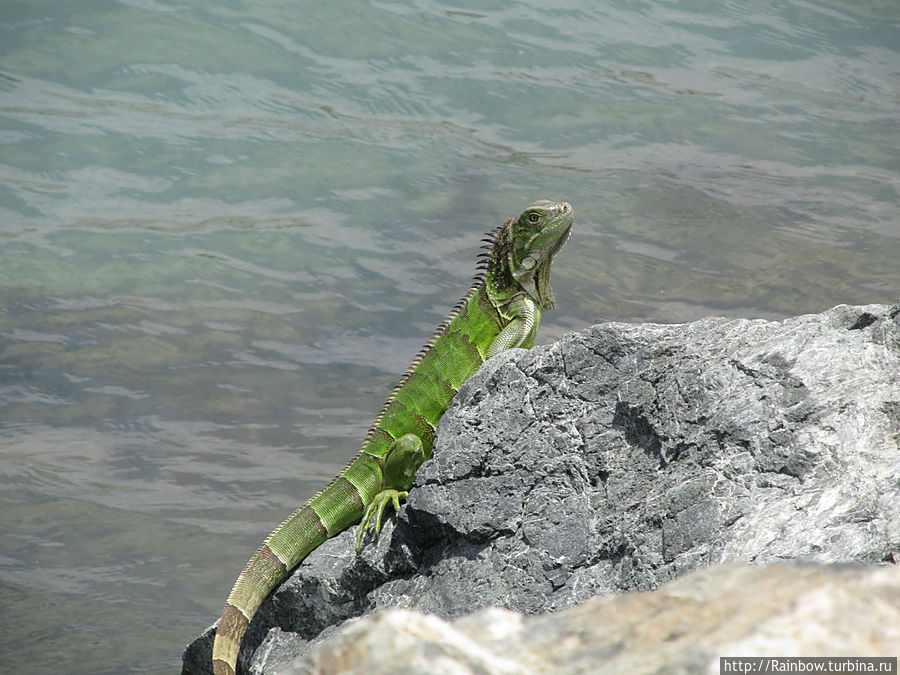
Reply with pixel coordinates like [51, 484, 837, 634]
[182, 303, 900, 674]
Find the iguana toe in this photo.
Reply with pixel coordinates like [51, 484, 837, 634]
[355, 489, 408, 552]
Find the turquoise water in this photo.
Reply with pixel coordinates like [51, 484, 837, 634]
[1, 1, 898, 672]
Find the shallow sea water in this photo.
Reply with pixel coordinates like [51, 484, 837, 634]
[1, 1, 898, 672]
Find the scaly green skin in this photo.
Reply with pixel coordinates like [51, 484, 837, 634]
[212, 200, 573, 675]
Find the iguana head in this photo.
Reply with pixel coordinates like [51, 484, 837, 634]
[488, 200, 573, 310]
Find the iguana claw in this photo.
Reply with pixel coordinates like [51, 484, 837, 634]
[355, 489, 408, 552]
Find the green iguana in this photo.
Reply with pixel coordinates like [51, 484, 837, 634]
[211, 199, 573, 675]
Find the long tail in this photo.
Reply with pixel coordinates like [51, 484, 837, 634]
[211, 468, 373, 675]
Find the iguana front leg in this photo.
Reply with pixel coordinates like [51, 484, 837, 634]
[356, 432, 426, 551]
[486, 296, 539, 359]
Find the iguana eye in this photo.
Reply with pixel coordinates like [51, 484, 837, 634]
[527, 212, 541, 224]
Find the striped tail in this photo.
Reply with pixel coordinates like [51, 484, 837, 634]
[212, 458, 382, 675]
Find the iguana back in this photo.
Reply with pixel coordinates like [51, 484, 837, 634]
[212, 200, 573, 675]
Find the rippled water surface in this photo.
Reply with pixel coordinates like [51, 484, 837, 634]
[1, 1, 898, 672]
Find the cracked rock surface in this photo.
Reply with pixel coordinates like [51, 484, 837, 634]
[182, 303, 900, 674]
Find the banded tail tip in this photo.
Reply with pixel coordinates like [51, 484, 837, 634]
[212, 603, 247, 675]
[212, 659, 236, 675]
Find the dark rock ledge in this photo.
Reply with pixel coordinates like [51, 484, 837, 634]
[183, 303, 900, 674]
